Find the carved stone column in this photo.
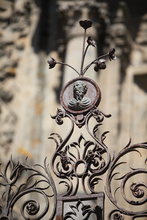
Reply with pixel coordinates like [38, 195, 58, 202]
[100, 2, 131, 149]
[0, 0, 41, 161]
[120, 13, 147, 145]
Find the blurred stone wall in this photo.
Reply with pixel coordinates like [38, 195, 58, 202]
[0, 0, 147, 219]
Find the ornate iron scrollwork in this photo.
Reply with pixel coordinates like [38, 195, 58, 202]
[49, 107, 111, 196]
[0, 158, 57, 219]
[64, 199, 101, 220]
[47, 20, 116, 202]
[106, 142, 147, 219]
[0, 19, 146, 220]
[47, 19, 147, 220]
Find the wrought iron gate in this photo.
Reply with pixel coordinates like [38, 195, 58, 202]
[0, 20, 146, 220]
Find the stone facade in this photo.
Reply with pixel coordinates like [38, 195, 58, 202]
[0, 0, 147, 219]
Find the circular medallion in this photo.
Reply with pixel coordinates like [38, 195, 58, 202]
[60, 77, 101, 114]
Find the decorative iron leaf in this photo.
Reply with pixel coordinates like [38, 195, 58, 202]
[90, 177, 101, 189]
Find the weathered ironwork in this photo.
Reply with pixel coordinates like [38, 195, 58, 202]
[0, 158, 57, 219]
[56, 193, 104, 219]
[50, 107, 111, 195]
[0, 20, 146, 220]
[106, 142, 147, 219]
[48, 20, 147, 220]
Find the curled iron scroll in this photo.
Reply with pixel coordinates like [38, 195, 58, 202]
[0, 158, 57, 220]
[106, 142, 147, 219]
[50, 107, 111, 195]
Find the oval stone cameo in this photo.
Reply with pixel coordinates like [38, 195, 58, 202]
[60, 77, 101, 114]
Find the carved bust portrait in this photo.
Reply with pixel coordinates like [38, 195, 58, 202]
[68, 80, 91, 110]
